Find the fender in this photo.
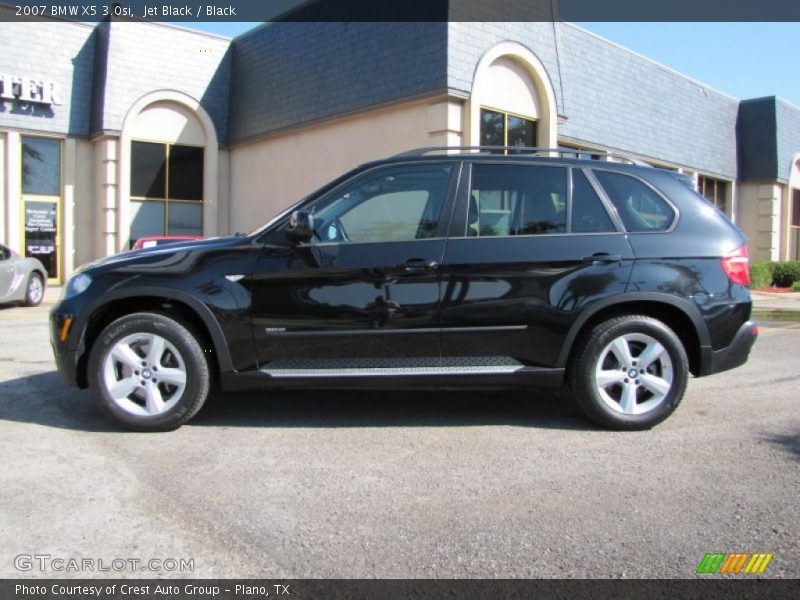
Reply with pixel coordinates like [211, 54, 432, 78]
[554, 291, 712, 369]
[71, 285, 236, 373]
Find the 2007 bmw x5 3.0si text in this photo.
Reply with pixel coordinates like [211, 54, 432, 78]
[50, 148, 758, 431]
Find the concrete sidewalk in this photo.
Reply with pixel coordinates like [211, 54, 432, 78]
[751, 291, 800, 317]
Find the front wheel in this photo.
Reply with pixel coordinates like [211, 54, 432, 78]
[569, 315, 689, 430]
[87, 312, 210, 431]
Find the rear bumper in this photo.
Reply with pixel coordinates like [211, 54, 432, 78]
[706, 320, 758, 376]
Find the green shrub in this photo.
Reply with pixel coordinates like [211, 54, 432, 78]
[771, 261, 800, 287]
[793, 281, 800, 292]
[749, 262, 774, 289]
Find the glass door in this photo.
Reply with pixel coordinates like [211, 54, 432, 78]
[21, 136, 62, 283]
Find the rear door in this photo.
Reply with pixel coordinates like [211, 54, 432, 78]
[439, 161, 635, 369]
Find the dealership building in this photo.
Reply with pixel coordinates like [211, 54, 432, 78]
[1, 11, 799, 283]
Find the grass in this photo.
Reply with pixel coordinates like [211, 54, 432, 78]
[752, 309, 800, 322]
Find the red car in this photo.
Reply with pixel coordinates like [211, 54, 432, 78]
[131, 236, 202, 250]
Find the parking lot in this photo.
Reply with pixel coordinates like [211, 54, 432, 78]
[0, 300, 798, 579]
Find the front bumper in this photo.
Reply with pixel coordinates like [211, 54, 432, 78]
[707, 320, 758, 375]
[50, 309, 82, 387]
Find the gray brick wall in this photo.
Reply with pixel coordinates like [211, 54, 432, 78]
[228, 22, 449, 143]
[776, 98, 800, 183]
[96, 21, 232, 142]
[559, 24, 739, 177]
[0, 20, 96, 136]
[447, 22, 740, 178]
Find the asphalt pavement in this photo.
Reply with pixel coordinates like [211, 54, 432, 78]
[0, 300, 797, 579]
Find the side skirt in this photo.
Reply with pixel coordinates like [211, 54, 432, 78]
[221, 357, 565, 391]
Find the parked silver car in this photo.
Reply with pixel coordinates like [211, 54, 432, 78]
[0, 243, 46, 306]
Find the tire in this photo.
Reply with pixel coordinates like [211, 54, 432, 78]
[24, 272, 44, 307]
[569, 315, 689, 430]
[87, 312, 210, 431]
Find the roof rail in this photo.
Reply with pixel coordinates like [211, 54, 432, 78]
[392, 146, 650, 166]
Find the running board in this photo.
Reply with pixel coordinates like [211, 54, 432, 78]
[261, 356, 526, 378]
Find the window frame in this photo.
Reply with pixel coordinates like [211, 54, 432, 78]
[450, 161, 623, 239]
[587, 167, 680, 234]
[479, 106, 538, 154]
[20, 134, 63, 282]
[294, 160, 462, 247]
[129, 140, 205, 244]
[697, 174, 728, 213]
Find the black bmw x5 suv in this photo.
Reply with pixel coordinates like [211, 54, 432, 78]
[51, 147, 757, 431]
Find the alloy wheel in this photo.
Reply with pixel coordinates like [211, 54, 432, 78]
[102, 333, 187, 417]
[593, 332, 674, 415]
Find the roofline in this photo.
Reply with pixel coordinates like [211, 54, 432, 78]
[150, 21, 234, 41]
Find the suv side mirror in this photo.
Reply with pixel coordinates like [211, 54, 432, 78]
[285, 210, 315, 243]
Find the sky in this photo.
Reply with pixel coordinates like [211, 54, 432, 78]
[186, 22, 800, 106]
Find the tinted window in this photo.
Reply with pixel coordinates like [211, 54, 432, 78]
[0, 245, 8, 261]
[571, 170, 615, 233]
[168, 145, 204, 201]
[311, 164, 453, 244]
[21, 137, 61, 196]
[480, 109, 504, 150]
[594, 171, 674, 232]
[130, 200, 165, 246]
[507, 115, 536, 153]
[168, 202, 203, 236]
[480, 109, 537, 155]
[131, 142, 166, 198]
[468, 164, 566, 237]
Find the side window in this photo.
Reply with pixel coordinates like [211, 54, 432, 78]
[594, 170, 675, 232]
[0, 245, 8, 261]
[571, 170, 615, 233]
[468, 164, 566, 237]
[311, 164, 453, 244]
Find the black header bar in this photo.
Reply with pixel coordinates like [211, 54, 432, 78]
[2, 0, 800, 23]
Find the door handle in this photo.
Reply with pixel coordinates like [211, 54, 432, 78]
[402, 258, 439, 273]
[582, 253, 622, 264]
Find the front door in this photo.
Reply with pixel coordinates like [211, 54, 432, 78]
[250, 161, 460, 372]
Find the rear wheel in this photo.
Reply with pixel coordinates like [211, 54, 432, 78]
[569, 315, 689, 430]
[87, 312, 210, 431]
[24, 273, 44, 307]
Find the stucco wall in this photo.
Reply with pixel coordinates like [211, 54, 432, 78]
[228, 99, 456, 234]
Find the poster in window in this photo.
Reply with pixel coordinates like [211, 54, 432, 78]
[24, 201, 58, 278]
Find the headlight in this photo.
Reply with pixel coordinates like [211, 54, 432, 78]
[61, 273, 92, 301]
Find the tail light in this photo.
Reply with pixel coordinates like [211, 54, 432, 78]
[721, 244, 750, 285]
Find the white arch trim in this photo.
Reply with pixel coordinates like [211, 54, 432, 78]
[784, 153, 800, 259]
[468, 41, 558, 149]
[118, 90, 220, 252]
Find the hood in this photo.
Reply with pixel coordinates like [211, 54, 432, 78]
[77, 236, 252, 275]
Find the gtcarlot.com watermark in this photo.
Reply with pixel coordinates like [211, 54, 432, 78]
[14, 554, 194, 573]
